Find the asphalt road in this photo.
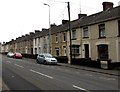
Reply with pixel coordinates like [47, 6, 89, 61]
[2, 55, 119, 91]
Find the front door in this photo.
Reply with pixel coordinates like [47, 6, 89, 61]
[84, 44, 89, 58]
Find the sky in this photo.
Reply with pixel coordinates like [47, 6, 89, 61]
[0, 0, 119, 43]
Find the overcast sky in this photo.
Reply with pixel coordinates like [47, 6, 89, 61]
[0, 0, 119, 43]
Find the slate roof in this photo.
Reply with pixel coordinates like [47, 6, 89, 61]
[80, 6, 120, 27]
[5, 5, 120, 43]
[33, 29, 49, 39]
[30, 5, 120, 39]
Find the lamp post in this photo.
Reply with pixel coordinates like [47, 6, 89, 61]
[44, 3, 51, 54]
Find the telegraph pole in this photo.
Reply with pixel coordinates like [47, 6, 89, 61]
[67, 2, 72, 64]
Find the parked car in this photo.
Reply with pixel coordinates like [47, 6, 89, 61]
[36, 53, 57, 65]
[7, 52, 14, 58]
[14, 52, 22, 59]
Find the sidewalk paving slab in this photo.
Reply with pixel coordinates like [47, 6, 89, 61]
[58, 63, 120, 76]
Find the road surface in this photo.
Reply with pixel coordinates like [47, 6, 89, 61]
[2, 55, 119, 91]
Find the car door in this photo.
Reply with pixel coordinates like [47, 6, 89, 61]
[38, 55, 42, 63]
[40, 55, 45, 63]
[38, 54, 44, 63]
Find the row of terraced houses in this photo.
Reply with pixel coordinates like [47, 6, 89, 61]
[1, 2, 120, 66]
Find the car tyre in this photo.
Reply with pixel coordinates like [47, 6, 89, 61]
[44, 60, 47, 65]
[36, 59, 39, 63]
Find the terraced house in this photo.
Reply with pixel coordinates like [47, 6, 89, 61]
[2, 2, 120, 67]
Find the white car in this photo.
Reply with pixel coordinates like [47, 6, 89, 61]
[7, 52, 14, 58]
[36, 53, 57, 65]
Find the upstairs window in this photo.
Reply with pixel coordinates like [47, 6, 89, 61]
[99, 24, 106, 38]
[55, 34, 58, 43]
[118, 20, 120, 36]
[72, 29, 76, 40]
[35, 38, 37, 46]
[63, 33, 66, 42]
[83, 27, 89, 38]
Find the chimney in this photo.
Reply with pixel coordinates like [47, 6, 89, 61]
[42, 28, 48, 31]
[25, 34, 29, 36]
[11, 39, 14, 41]
[35, 30, 40, 33]
[29, 32, 34, 35]
[22, 35, 25, 37]
[102, 2, 114, 11]
[78, 14, 87, 19]
[50, 23, 56, 28]
[62, 20, 69, 24]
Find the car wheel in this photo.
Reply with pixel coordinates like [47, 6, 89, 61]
[44, 60, 47, 65]
[36, 59, 39, 63]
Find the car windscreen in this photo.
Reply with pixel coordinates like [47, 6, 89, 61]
[44, 54, 52, 58]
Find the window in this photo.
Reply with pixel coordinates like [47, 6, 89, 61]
[38, 38, 40, 46]
[55, 48, 59, 56]
[99, 24, 106, 38]
[83, 27, 89, 38]
[72, 29, 76, 40]
[72, 45, 80, 55]
[35, 38, 37, 46]
[118, 20, 120, 36]
[98, 45, 108, 59]
[63, 46, 66, 56]
[63, 33, 66, 41]
[55, 34, 58, 43]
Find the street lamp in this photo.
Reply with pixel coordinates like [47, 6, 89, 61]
[43, 3, 51, 54]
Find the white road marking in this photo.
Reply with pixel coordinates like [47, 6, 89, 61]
[99, 77, 116, 80]
[6, 61, 11, 64]
[30, 69, 53, 79]
[14, 64, 24, 68]
[73, 85, 90, 92]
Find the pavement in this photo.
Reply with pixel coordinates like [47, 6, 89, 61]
[58, 63, 120, 76]
[23, 57, 120, 76]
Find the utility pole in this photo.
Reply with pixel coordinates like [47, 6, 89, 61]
[67, 2, 72, 64]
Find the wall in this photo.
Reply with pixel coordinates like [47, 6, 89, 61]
[90, 20, 119, 62]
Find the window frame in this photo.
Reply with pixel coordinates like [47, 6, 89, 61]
[71, 45, 80, 55]
[63, 32, 66, 42]
[83, 27, 89, 38]
[99, 24, 106, 38]
[97, 45, 109, 60]
[72, 29, 77, 40]
[55, 34, 58, 43]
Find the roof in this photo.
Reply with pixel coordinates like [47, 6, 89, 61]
[4, 5, 120, 44]
[80, 6, 120, 27]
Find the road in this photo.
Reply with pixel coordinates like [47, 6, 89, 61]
[2, 55, 119, 91]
